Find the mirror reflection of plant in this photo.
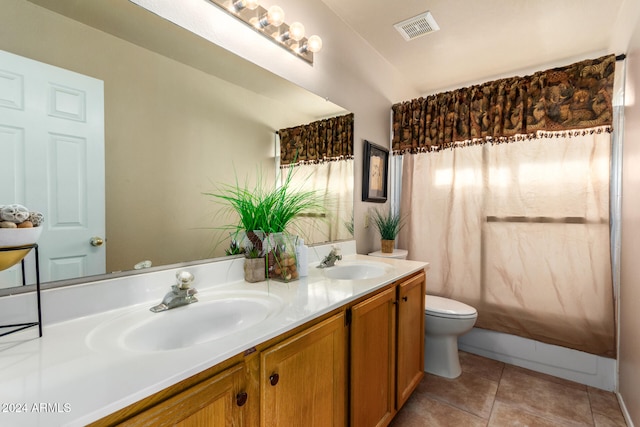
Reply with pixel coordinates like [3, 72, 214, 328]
[225, 238, 245, 256]
[344, 213, 354, 236]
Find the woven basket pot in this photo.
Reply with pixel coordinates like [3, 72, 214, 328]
[381, 239, 395, 254]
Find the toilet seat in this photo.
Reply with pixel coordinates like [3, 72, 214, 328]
[425, 295, 477, 319]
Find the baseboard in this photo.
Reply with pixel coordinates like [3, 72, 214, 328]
[617, 392, 635, 427]
[458, 328, 617, 391]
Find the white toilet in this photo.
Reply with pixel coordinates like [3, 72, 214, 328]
[424, 295, 477, 378]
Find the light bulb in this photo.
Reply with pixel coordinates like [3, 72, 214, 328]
[288, 22, 305, 41]
[231, 0, 259, 11]
[266, 5, 285, 27]
[306, 35, 322, 53]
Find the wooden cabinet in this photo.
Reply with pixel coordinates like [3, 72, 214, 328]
[350, 287, 396, 427]
[260, 312, 347, 427]
[350, 271, 426, 427]
[120, 363, 251, 427]
[396, 272, 426, 408]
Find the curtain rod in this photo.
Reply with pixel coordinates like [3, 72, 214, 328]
[616, 54, 626, 61]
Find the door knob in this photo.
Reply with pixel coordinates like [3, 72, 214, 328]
[90, 237, 104, 247]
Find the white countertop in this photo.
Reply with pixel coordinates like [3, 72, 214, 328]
[0, 249, 428, 427]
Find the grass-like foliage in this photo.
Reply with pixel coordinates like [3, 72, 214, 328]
[205, 166, 325, 237]
[371, 208, 406, 240]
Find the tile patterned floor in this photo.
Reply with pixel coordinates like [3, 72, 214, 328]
[391, 351, 627, 427]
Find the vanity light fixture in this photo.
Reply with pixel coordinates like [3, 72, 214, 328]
[300, 34, 323, 53]
[282, 22, 305, 42]
[230, 0, 259, 11]
[257, 5, 285, 28]
[209, 0, 322, 64]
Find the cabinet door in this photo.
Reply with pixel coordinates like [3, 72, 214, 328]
[350, 287, 396, 427]
[121, 363, 250, 427]
[261, 312, 347, 427]
[396, 272, 426, 409]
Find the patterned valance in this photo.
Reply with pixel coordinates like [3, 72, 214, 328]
[392, 54, 615, 154]
[279, 113, 354, 166]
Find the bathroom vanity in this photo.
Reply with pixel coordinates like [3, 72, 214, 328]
[0, 242, 428, 426]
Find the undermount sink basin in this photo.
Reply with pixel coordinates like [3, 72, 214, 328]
[322, 261, 391, 281]
[87, 290, 283, 352]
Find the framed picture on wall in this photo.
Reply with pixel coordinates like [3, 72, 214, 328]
[362, 140, 388, 203]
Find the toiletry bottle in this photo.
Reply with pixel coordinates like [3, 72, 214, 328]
[296, 238, 308, 277]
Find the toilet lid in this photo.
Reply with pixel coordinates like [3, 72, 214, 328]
[425, 295, 477, 318]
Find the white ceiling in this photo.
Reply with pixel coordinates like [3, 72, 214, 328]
[320, 0, 625, 95]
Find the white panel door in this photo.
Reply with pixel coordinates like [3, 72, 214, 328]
[0, 50, 105, 287]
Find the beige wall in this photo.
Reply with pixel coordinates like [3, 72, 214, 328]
[1, 0, 330, 272]
[619, 14, 640, 425]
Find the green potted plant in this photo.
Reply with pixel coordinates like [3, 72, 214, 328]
[371, 208, 406, 253]
[206, 166, 324, 282]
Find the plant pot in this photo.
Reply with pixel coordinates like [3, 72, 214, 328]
[244, 257, 266, 283]
[264, 233, 298, 282]
[381, 239, 395, 254]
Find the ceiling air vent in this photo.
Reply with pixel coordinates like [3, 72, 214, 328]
[394, 11, 440, 41]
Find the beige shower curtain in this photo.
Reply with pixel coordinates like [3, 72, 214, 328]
[283, 160, 354, 244]
[398, 133, 615, 357]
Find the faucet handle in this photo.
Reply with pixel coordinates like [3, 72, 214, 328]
[176, 271, 195, 289]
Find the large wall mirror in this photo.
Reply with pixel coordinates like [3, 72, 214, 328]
[0, 0, 353, 291]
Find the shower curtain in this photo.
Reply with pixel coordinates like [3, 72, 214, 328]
[392, 54, 617, 357]
[398, 135, 614, 357]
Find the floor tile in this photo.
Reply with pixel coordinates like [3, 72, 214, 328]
[588, 387, 627, 427]
[593, 412, 628, 427]
[392, 352, 628, 427]
[505, 364, 587, 391]
[390, 391, 487, 427]
[459, 351, 505, 382]
[488, 400, 569, 427]
[496, 365, 593, 426]
[420, 370, 498, 419]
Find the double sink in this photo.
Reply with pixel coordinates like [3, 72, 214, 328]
[86, 260, 391, 352]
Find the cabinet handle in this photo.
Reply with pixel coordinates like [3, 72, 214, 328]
[402, 296, 408, 302]
[236, 391, 248, 407]
[269, 373, 279, 386]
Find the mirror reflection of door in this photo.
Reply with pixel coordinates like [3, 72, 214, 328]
[0, 50, 105, 287]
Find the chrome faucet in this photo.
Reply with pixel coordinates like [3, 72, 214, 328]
[317, 246, 342, 268]
[150, 271, 198, 312]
